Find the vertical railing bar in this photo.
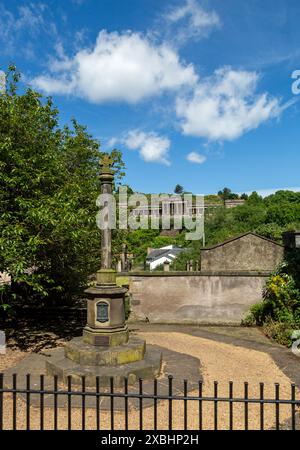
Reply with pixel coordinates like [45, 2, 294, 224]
[3, 375, 297, 432]
[12, 374, 17, 431]
[244, 382, 248, 431]
[26, 374, 30, 431]
[67, 376, 72, 431]
[81, 376, 86, 431]
[198, 381, 202, 431]
[54, 375, 58, 431]
[260, 383, 264, 431]
[154, 379, 158, 431]
[139, 378, 143, 431]
[40, 375, 44, 431]
[229, 381, 233, 431]
[275, 383, 280, 430]
[183, 380, 188, 430]
[124, 378, 128, 431]
[168, 375, 173, 431]
[96, 376, 100, 431]
[291, 383, 296, 431]
[0, 373, 3, 431]
[110, 377, 114, 431]
[214, 381, 218, 431]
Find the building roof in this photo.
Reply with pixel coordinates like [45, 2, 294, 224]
[201, 232, 284, 251]
[146, 246, 183, 262]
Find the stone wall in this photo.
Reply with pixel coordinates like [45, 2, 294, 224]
[126, 271, 269, 325]
[200, 233, 284, 272]
[13, 271, 270, 326]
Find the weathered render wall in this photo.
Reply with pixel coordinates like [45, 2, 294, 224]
[200, 233, 284, 272]
[127, 272, 269, 325]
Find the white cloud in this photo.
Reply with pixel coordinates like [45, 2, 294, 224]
[107, 137, 118, 148]
[123, 130, 171, 165]
[0, 3, 86, 62]
[28, 6, 288, 148]
[32, 30, 197, 103]
[187, 151, 206, 164]
[176, 67, 283, 141]
[0, 3, 53, 56]
[165, 0, 220, 44]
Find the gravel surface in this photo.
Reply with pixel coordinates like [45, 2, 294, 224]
[1, 331, 299, 430]
[0, 348, 26, 372]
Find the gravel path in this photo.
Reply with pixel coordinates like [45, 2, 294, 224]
[1, 330, 299, 430]
[136, 331, 299, 429]
[0, 348, 26, 373]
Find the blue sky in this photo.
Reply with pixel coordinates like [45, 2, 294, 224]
[0, 0, 300, 195]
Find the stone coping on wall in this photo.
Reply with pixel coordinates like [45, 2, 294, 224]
[200, 231, 284, 250]
[118, 270, 271, 278]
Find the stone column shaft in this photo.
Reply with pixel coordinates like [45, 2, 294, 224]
[101, 180, 112, 270]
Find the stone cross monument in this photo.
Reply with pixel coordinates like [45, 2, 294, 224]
[83, 154, 129, 347]
[46, 152, 162, 386]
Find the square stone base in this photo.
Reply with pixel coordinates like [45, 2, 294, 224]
[65, 336, 146, 366]
[82, 325, 129, 347]
[45, 346, 162, 387]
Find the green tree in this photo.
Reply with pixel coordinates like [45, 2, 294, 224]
[0, 66, 124, 311]
[232, 204, 266, 228]
[217, 187, 239, 200]
[254, 223, 283, 241]
[218, 187, 232, 200]
[266, 203, 300, 226]
[174, 184, 184, 194]
[247, 191, 263, 205]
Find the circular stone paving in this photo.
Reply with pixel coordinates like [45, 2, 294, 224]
[3, 343, 202, 410]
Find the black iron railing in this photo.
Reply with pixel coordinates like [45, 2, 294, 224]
[0, 373, 299, 430]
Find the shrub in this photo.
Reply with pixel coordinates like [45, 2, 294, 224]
[262, 318, 298, 347]
[243, 248, 300, 346]
[262, 273, 300, 324]
[242, 302, 268, 326]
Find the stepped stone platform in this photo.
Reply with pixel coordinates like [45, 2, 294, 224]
[46, 337, 162, 387]
[64, 335, 146, 366]
[3, 343, 202, 410]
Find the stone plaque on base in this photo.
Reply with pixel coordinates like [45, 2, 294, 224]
[97, 302, 109, 323]
[94, 335, 110, 346]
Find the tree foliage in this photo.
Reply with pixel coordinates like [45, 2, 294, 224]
[0, 66, 124, 310]
[174, 184, 184, 194]
[243, 249, 300, 346]
[217, 187, 239, 200]
[167, 189, 300, 270]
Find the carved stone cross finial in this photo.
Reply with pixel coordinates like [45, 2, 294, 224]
[100, 153, 114, 171]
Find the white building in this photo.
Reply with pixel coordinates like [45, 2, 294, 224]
[145, 245, 183, 270]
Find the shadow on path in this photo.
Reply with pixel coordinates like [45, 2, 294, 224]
[2, 317, 83, 352]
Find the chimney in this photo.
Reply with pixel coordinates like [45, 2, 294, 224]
[163, 260, 170, 272]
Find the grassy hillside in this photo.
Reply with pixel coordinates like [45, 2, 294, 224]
[119, 190, 300, 270]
